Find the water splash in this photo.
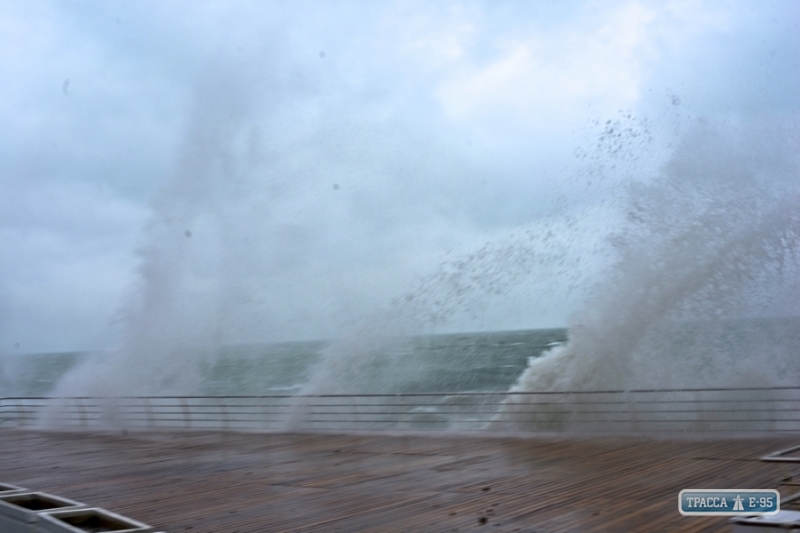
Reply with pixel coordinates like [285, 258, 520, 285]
[295, 112, 661, 398]
[49, 71, 270, 400]
[45, 69, 799, 437]
[492, 118, 800, 431]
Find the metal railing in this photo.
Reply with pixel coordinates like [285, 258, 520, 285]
[2, 387, 800, 434]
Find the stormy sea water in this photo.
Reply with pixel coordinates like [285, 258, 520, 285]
[0, 329, 566, 398]
[2, 318, 799, 433]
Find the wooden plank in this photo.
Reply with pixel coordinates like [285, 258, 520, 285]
[1, 429, 798, 532]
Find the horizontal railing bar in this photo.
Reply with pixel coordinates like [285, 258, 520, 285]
[47, 415, 286, 420]
[31, 401, 800, 415]
[43, 416, 800, 424]
[297, 409, 800, 416]
[43, 413, 800, 424]
[499, 399, 800, 405]
[6, 400, 800, 407]
[16, 417, 726, 424]
[6, 386, 800, 401]
[19, 408, 800, 414]
[284, 417, 800, 424]
[273, 400, 797, 406]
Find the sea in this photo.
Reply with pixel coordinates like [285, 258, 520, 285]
[4, 320, 800, 434]
[0, 329, 567, 398]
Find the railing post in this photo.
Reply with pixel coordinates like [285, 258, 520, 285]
[220, 400, 229, 431]
[77, 398, 87, 428]
[259, 396, 268, 430]
[180, 398, 191, 429]
[15, 399, 25, 428]
[144, 398, 153, 428]
[354, 395, 363, 432]
[628, 391, 639, 432]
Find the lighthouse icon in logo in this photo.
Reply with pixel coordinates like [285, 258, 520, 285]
[733, 495, 745, 512]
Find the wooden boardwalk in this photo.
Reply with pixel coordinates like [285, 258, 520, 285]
[2, 429, 799, 532]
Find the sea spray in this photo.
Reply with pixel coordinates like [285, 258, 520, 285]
[39, 76, 798, 435]
[494, 118, 800, 432]
[299, 223, 587, 390]
[45, 72, 266, 410]
[287, 113, 656, 426]
[287, 218, 597, 429]
[46, 60, 558, 427]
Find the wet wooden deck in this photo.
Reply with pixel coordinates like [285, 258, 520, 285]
[2, 429, 800, 532]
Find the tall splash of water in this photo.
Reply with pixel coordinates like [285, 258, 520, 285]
[509, 118, 800, 399]
[49, 86, 263, 399]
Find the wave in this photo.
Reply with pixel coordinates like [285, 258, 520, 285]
[493, 118, 800, 431]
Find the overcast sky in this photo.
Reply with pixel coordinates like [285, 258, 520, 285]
[1, 0, 798, 354]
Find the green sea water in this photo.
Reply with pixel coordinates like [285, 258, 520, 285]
[0, 328, 567, 398]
